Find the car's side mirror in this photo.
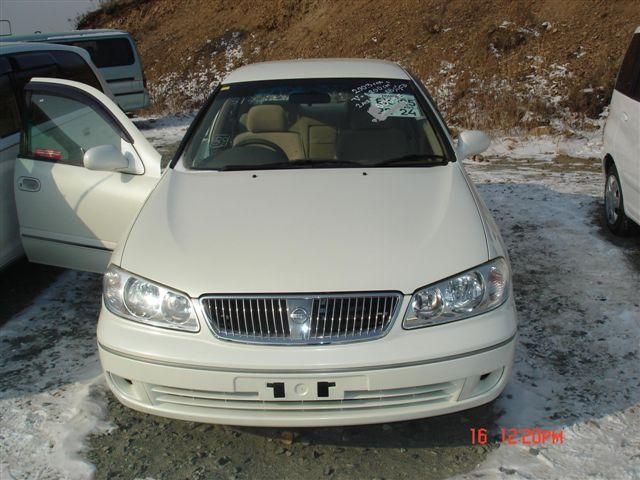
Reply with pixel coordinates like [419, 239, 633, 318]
[83, 145, 131, 172]
[456, 130, 491, 159]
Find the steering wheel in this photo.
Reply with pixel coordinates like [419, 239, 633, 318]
[234, 138, 288, 159]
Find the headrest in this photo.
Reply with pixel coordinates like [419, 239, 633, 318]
[246, 105, 287, 133]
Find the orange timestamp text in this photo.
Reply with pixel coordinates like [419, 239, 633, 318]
[470, 427, 564, 446]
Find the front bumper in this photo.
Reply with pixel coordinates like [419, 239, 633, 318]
[100, 336, 514, 427]
[97, 297, 517, 427]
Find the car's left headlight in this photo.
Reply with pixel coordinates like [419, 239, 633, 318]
[102, 264, 199, 332]
[403, 257, 510, 329]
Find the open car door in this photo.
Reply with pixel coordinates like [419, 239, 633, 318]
[15, 77, 162, 273]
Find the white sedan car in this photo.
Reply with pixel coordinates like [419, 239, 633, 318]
[15, 59, 517, 427]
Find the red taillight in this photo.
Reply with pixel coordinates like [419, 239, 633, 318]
[34, 148, 63, 161]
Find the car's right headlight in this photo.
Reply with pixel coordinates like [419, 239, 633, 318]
[403, 257, 510, 329]
[103, 264, 199, 332]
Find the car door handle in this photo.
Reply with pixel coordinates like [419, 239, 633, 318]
[17, 176, 41, 192]
[622, 112, 629, 122]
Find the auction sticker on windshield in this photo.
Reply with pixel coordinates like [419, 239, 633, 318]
[367, 93, 421, 121]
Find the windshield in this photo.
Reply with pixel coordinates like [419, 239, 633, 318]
[179, 78, 449, 171]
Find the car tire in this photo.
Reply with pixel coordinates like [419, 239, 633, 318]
[604, 164, 631, 235]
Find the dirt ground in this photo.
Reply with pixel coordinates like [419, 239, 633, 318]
[86, 399, 497, 480]
[0, 260, 62, 326]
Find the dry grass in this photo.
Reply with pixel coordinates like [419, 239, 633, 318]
[79, 0, 640, 130]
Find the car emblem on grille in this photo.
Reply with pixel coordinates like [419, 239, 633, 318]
[287, 299, 313, 340]
[290, 307, 310, 324]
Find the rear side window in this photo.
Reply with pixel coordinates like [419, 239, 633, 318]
[23, 92, 123, 167]
[0, 73, 21, 138]
[11, 52, 59, 96]
[10, 51, 104, 99]
[63, 38, 135, 68]
[51, 51, 103, 91]
[615, 34, 640, 100]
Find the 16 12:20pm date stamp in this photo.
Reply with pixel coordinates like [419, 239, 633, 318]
[470, 427, 565, 446]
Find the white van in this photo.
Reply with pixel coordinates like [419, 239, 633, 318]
[603, 27, 640, 235]
[0, 42, 112, 269]
[6, 29, 149, 112]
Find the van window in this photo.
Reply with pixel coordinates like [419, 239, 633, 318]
[10, 51, 103, 99]
[23, 92, 123, 167]
[615, 34, 640, 100]
[51, 51, 103, 91]
[63, 38, 135, 68]
[0, 74, 21, 138]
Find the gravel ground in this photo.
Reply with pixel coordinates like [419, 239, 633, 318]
[86, 399, 496, 480]
[0, 259, 62, 327]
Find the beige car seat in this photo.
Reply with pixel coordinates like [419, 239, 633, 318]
[337, 107, 409, 163]
[233, 105, 305, 160]
[290, 116, 338, 160]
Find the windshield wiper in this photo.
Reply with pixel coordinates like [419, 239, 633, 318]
[217, 159, 363, 171]
[216, 156, 446, 171]
[371, 154, 448, 167]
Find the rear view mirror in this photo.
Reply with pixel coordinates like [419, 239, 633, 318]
[456, 130, 491, 159]
[83, 145, 130, 172]
[289, 92, 331, 104]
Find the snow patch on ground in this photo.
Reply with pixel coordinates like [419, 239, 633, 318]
[452, 152, 640, 479]
[487, 128, 603, 161]
[133, 114, 194, 146]
[0, 271, 109, 480]
[132, 113, 194, 163]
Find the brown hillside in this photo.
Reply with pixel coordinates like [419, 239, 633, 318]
[79, 0, 640, 130]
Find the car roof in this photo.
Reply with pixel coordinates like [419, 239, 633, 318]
[3, 29, 129, 43]
[0, 41, 95, 56]
[223, 58, 411, 84]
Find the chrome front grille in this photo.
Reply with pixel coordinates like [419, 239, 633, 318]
[200, 293, 403, 344]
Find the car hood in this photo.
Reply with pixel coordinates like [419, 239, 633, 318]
[120, 166, 489, 296]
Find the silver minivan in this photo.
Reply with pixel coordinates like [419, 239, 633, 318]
[6, 29, 149, 112]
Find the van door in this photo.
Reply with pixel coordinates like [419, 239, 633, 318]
[63, 36, 149, 112]
[626, 39, 640, 222]
[0, 59, 23, 268]
[15, 77, 162, 273]
[611, 33, 640, 222]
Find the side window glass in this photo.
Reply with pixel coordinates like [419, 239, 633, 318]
[23, 92, 124, 167]
[10, 52, 103, 96]
[616, 34, 640, 98]
[0, 74, 20, 138]
[634, 79, 640, 102]
[63, 38, 135, 68]
[52, 51, 103, 92]
[11, 53, 60, 102]
[633, 58, 640, 102]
